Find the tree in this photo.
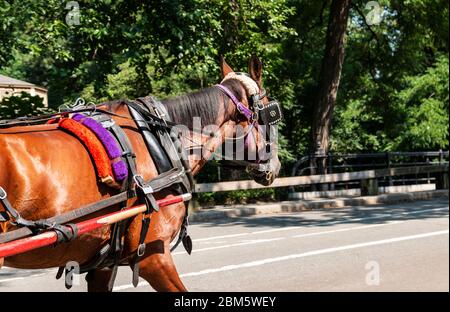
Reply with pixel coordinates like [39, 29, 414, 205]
[310, 0, 352, 173]
[0, 0, 448, 170]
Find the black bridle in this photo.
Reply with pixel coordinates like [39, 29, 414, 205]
[215, 74, 283, 179]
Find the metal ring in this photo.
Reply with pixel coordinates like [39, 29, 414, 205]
[0, 186, 7, 200]
[133, 174, 144, 188]
[137, 243, 146, 257]
[86, 102, 97, 115]
[58, 103, 70, 113]
[251, 112, 259, 122]
[74, 98, 86, 107]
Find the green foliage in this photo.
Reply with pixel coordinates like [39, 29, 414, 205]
[196, 188, 278, 207]
[329, 0, 449, 154]
[0, 91, 54, 119]
[0, 0, 448, 204]
[331, 97, 386, 153]
[392, 55, 449, 150]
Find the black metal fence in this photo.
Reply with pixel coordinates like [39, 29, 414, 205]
[290, 150, 449, 192]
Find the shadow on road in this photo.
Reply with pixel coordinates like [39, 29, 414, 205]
[195, 198, 449, 229]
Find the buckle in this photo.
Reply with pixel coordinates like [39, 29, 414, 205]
[122, 151, 136, 159]
[252, 95, 264, 110]
[0, 187, 7, 200]
[133, 175, 154, 195]
[251, 112, 259, 122]
[100, 119, 115, 129]
[154, 107, 168, 127]
[236, 103, 245, 114]
[137, 243, 146, 257]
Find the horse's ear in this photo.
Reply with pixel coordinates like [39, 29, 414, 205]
[219, 55, 234, 78]
[248, 55, 263, 87]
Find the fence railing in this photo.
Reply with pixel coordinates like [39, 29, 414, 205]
[194, 164, 448, 194]
[291, 150, 449, 176]
[194, 151, 449, 196]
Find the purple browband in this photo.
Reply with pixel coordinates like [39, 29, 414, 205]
[215, 84, 254, 121]
[72, 113, 128, 182]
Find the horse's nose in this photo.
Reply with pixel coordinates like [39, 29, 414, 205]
[271, 156, 281, 178]
[253, 173, 273, 186]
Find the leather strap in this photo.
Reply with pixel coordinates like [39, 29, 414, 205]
[127, 103, 173, 174]
[132, 97, 193, 255]
[0, 191, 129, 244]
[132, 216, 150, 287]
[215, 84, 254, 121]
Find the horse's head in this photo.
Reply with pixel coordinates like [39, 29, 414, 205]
[217, 56, 282, 186]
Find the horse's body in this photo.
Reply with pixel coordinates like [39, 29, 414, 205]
[0, 57, 281, 291]
[0, 103, 187, 290]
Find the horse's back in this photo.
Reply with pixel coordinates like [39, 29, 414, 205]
[0, 125, 104, 219]
[0, 112, 184, 271]
[0, 125, 116, 268]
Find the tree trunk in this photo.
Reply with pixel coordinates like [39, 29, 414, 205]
[311, 0, 352, 178]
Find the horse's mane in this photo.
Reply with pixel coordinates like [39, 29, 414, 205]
[161, 79, 243, 129]
[101, 79, 244, 129]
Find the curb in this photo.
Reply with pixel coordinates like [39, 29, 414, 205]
[189, 190, 449, 223]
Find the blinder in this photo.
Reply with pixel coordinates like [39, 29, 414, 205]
[251, 94, 283, 126]
[233, 72, 284, 127]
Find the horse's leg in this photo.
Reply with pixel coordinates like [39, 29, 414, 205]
[86, 268, 114, 292]
[0, 223, 5, 269]
[124, 198, 187, 292]
[136, 241, 187, 292]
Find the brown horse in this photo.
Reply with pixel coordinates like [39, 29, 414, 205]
[0, 56, 281, 291]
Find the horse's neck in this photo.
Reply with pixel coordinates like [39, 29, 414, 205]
[161, 88, 234, 175]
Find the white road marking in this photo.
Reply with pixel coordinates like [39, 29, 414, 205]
[179, 230, 449, 278]
[173, 218, 444, 255]
[291, 221, 403, 238]
[114, 229, 449, 291]
[172, 237, 284, 255]
[3, 205, 448, 291]
[0, 273, 48, 284]
[174, 221, 405, 256]
[0, 277, 26, 283]
[192, 207, 448, 242]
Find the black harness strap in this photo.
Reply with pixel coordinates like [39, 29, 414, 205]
[0, 187, 36, 228]
[85, 113, 140, 291]
[80, 106, 190, 289]
[127, 102, 173, 174]
[131, 174, 159, 287]
[133, 97, 194, 254]
[134, 167, 186, 192]
[132, 216, 150, 287]
[136, 96, 193, 192]
[0, 187, 79, 242]
[0, 191, 129, 244]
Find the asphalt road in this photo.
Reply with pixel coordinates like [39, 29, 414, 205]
[0, 198, 448, 292]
